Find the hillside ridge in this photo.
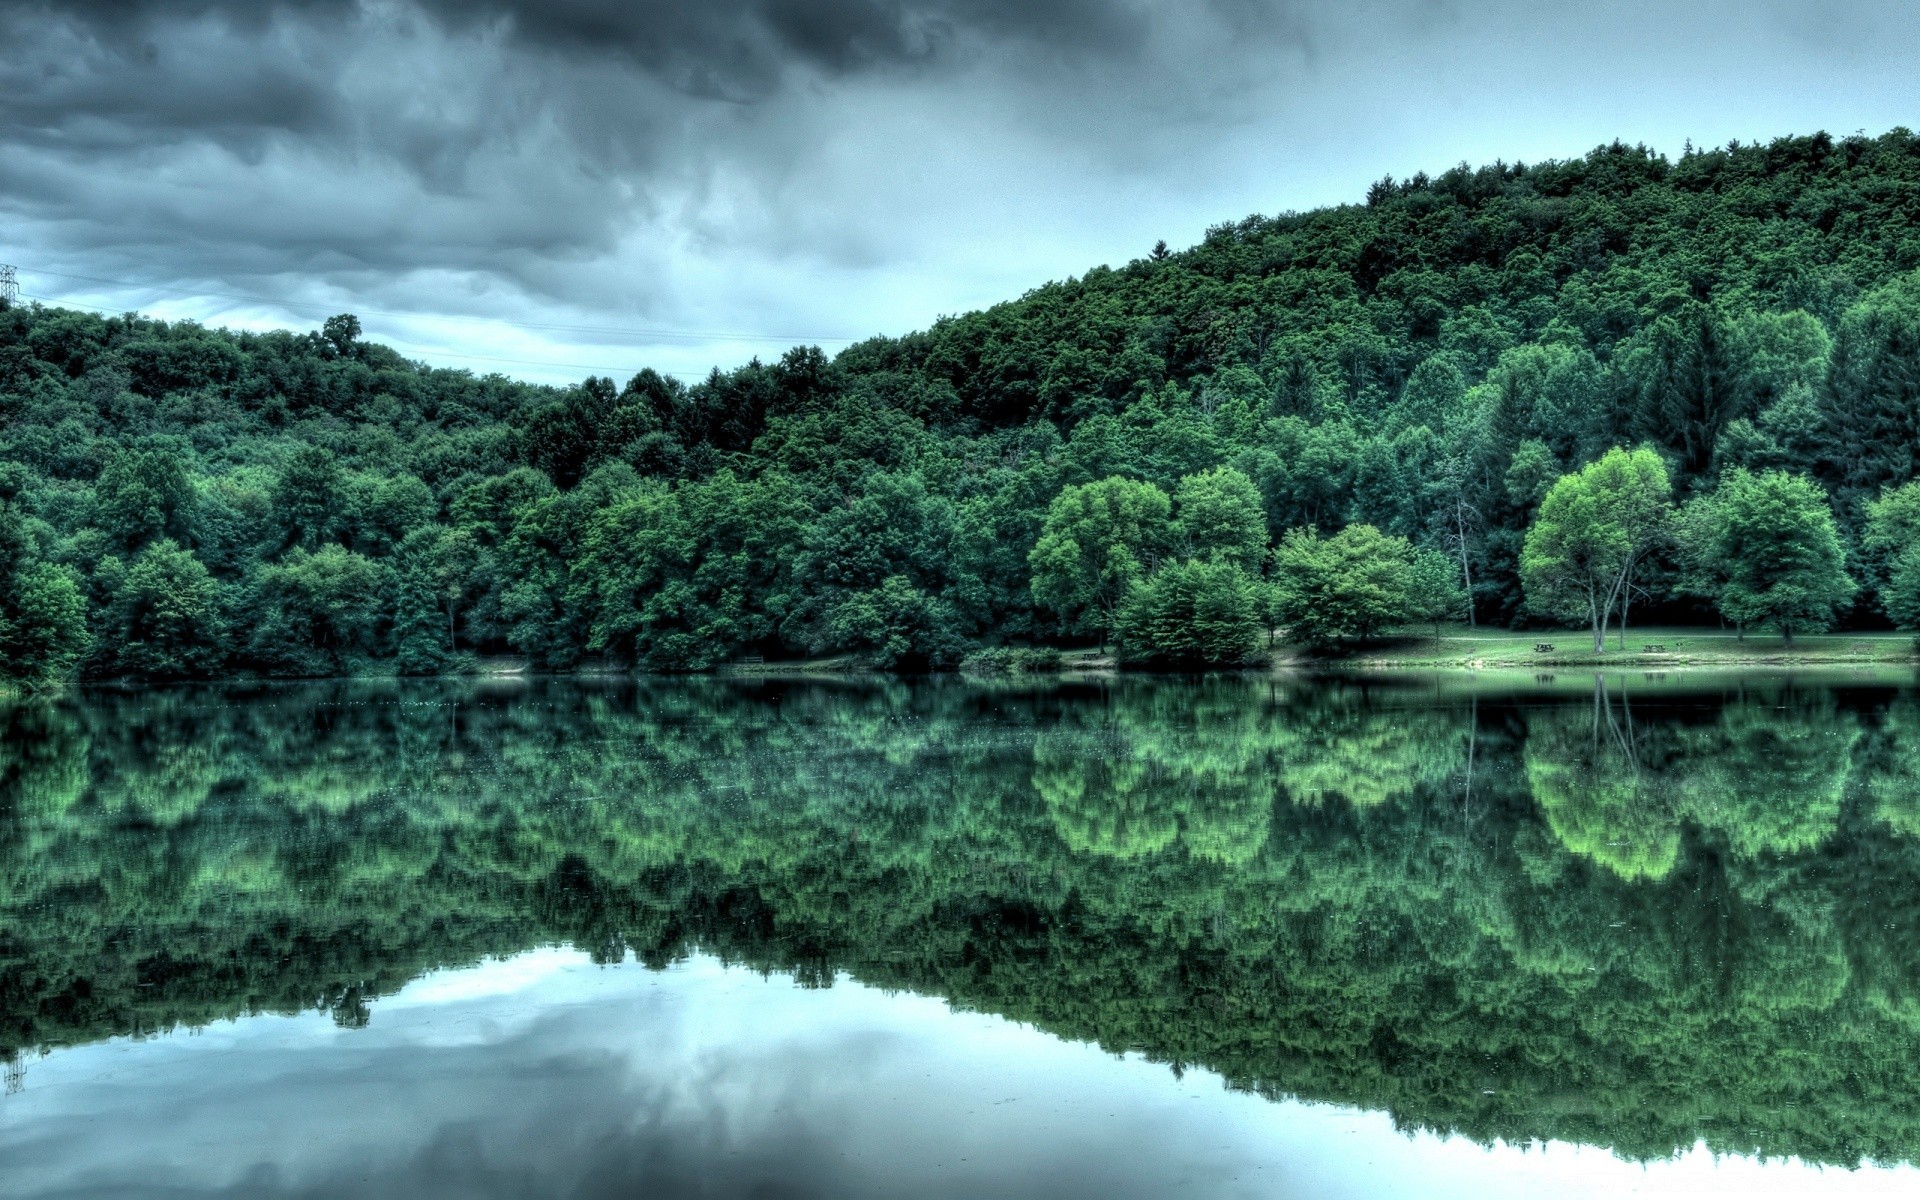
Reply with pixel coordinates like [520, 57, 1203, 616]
[3, 127, 1920, 679]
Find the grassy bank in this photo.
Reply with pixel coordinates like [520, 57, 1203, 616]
[1328, 626, 1920, 670]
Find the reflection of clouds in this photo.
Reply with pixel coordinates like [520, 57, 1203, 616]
[8, 952, 1919, 1200]
[5, 953, 1257, 1200]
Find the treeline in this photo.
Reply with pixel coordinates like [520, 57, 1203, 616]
[7, 130, 1920, 678]
[9, 676, 1920, 1162]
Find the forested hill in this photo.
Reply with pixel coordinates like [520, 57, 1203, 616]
[6, 129, 1920, 680]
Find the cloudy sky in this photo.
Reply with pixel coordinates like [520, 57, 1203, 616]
[1, 1, 1915, 385]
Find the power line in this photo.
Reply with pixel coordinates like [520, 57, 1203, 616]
[15, 264, 862, 346]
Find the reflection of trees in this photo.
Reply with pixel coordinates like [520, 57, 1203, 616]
[1525, 679, 1681, 881]
[7, 677, 1920, 1165]
[1034, 742, 1179, 859]
[0, 702, 89, 819]
[1032, 682, 1279, 863]
[1865, 699, 1920, 838]
[1525, 680, 1858, 878]
[1673, 688, 1856, 858]
[1271, 686, 1466, 809]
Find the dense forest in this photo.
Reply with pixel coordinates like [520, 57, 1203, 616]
[7, 129, 1920, 679]
[7, 676, 1920, 1163]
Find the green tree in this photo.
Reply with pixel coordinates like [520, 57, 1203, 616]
[391, 563, 455, 676]
[95, 448, 196, 551]
[1864, 481, 1920, 628]
[1679, 469, 1856, 643]
[247, 545, 390, 675]
[97, 540, 225, 678]
[0, 563, 88, 685]
[1520, 447, 1673, 653]
[1404, 546, 1467, 643]
[823, 575, 968, 670]
[1621, 305, 1753, 479]
[0, 485, 89, 685]
[1029, 476, 1172, 645]
[400, 527, 482, 656]
[1814, 276, 1920, 511]
[1171, 466, 1268, 570]
[582, 470, 809, 670]
[1271, 524, 1415, 646]
[1114, 559, 1264, 666]
[786, 472, 966, 664]
[273, 445, 342, 551]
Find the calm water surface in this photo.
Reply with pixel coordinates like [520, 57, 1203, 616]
[4, 673, 1920, 1197]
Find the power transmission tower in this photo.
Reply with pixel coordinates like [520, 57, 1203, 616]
[0, 265, 15, 308]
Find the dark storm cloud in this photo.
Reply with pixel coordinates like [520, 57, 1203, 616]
[11, 0, 1180, 111]
[414, 0, 1156, 94]
[0, 0, 1285, 314]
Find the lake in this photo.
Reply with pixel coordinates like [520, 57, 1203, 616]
[5, 672, 1920, 1197]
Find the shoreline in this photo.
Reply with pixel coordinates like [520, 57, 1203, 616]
[15, 630, 1919, 691]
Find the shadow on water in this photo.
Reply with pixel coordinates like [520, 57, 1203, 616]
[5, 672, 1920, 1164]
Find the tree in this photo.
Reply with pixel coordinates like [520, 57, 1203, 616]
[1171, 466, 1268, 570]
[581, 470, 809, 670]
[823, 574, 969, 670]
[1424, 445, 1488, 628]
[1114, 560, 1264, 666]
[246, 545, 390, 675]
[1270, 524, 1415, 646]
[0, 563, 88, 685]
[321, 313, 361, 356]
[97, 540, 226, 678]
[786, 472, 965, 663]
[401, 527, 482, 656]
[274, 445, 342, 550]
[391, 563, 454, 675]
[1404, 546, 1467, 644]
[1029, 477, 1172, 645]
[1519, 447, 1673, 653]
[1678, 469, 1855, 643]
[1867, 481, 1920, 629]
[1622, 305, 1753, 479]
[95, 448, 196, 551]
[1814, 277, 1920, 511]
[0, 488, 89, 685]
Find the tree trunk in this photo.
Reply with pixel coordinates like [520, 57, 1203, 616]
[1589, 588, 1605, 655]
[1455, 503, 1476, 629]
[1618, 564, 1635, 650]
[1617, 566, 1631, 650]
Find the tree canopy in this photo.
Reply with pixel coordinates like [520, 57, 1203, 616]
[1520, 447, 1673, 652]
[1679, 469, 1856, 641]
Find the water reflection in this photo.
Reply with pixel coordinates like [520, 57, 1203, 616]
[5, 674, 1920, 1172]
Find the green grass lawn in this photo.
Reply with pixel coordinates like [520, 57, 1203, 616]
[1325, 625, 1920, 670]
